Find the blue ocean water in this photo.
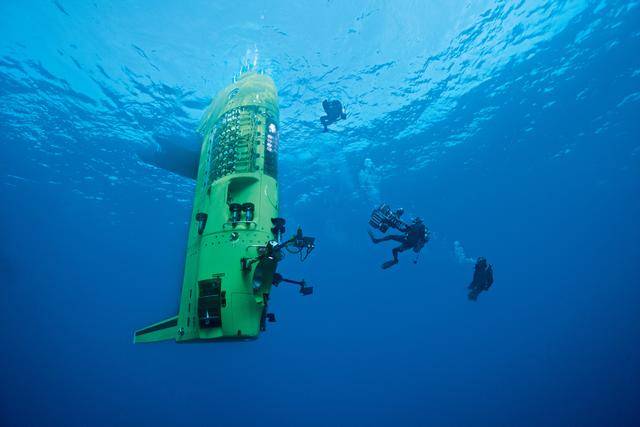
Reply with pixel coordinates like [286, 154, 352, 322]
[1, 0, 639, 425]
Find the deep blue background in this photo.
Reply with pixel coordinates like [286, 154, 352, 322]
[1, 1, 639, 426]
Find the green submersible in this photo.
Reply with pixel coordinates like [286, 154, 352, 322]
[134, 73, 315, 343]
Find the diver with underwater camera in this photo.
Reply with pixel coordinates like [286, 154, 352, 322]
[368, 204, 430, 269]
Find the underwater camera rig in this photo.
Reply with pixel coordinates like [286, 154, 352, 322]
[281, 226, 316, 261]
[272, 273, 313, 296]
[241, 222, 316, 295]
[369, 204, 408, 233]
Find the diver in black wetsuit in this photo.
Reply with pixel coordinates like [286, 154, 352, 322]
[320, 99, 347, 132]
[468, 257, 494, 301]
[369, 217, 428, 269]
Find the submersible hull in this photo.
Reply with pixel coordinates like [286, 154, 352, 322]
[134, 73, 282, 343]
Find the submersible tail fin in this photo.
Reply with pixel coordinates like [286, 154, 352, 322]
[133, 315, 178, 343]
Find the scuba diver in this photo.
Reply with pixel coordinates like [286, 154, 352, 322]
[368, 204, 429, 269]
[467, 257, 494, 301]
[320, 99, 347, 132]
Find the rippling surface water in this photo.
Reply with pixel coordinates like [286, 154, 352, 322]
[1, 1, 639, 426]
